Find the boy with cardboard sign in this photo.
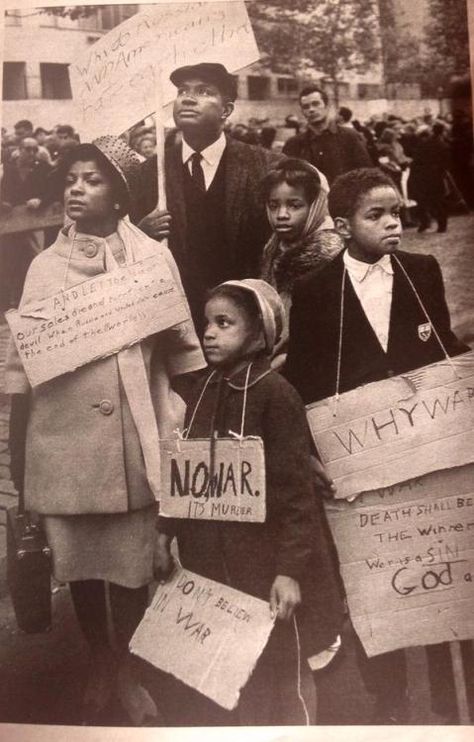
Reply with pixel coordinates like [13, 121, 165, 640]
[285, 167, 470, 723]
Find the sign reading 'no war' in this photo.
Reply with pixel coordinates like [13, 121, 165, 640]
[160, 437, 266, 522]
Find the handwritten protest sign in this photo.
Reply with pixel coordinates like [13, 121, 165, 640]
[307, 351, 474, 500]
[130, 567, 274, 709]
[325, 465, 474, 656]
[6, 253, 188, 387]
[160, 437, 266, 522]
[69, 1, 259, 140]
[0, 202, 64, 236]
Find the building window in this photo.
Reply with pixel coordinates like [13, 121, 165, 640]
[40, 63, 72, 99]
[247, 76, 270, 101]
[3, 62, 27, 100]
[277, 77, 298, 96]
[358, 83, 383, 99]
[79, 4, 137, 31]
[39, 12, 59, 28]
[5, 10, 21, 26]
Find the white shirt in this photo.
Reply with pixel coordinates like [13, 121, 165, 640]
[343, 251, 394, 352]
[181, 132, 227, 190]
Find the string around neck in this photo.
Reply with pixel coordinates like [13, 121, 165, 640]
[184, 369, 217, 439]
[333, 266, 347, 417]
[392, 253, 461, 380]
[332, 254, 461, 418]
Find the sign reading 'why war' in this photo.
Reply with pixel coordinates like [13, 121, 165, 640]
[325, 465, 474, 656]
[307, 352, 474, 500]
[6, 254, 188, 387]
[130, 568, 274, 709]
[160, 437, 266, 522]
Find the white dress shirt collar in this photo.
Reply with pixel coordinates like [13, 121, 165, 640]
[181, 131, 227, 167]
[343, 249, 394, 353]
[343, 250, 394, 282]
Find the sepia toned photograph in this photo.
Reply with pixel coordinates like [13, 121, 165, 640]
[0, 0, 473, 736]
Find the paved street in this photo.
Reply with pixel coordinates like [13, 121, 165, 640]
[0, 214, 472, 728]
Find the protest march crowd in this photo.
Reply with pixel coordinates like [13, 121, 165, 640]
[1, 60, 474, 728]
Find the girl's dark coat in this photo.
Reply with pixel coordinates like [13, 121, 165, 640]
[161, 358, 343, 655]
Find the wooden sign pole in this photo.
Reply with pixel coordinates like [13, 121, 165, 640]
[449, 640, 471, 724]
[155, 69, 167, 216]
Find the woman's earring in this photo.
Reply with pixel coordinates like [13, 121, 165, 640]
[113, 203, 120, 211]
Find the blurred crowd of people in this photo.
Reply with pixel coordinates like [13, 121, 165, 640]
[224, 106, 474, 227]
[1, 105, 473, 311]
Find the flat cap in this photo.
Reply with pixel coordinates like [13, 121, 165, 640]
[170, 63, 237, 101]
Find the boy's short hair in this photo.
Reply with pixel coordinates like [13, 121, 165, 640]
[260, 158, 322, 204]
[299, 85, 328, 106]
[328, 167, 397, 220]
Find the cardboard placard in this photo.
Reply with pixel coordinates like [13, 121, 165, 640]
[325, 465, 474, 657]
[160, 437, 266, 522]
[6, 253, 188, 387]
[130, 567, 274, 710]
[306, 351, 474, 500]
[69, 1, 259, 140]
[0, 202, 64, 236]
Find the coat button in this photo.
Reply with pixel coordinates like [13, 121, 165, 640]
[99, 399, 114, 415]
[84, 243, 98, 258]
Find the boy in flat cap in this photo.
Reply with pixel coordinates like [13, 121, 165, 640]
[131, 62, 282, 335]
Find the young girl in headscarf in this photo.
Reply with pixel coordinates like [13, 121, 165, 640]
[260, 159, 343, 366]
[6, 136, 205, 725]
[155, 278, 342, 726]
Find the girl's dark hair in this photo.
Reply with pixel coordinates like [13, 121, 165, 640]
[328, 167, 397, 220]
[206, 285, 261, 328]
[260, 158, 321, 204]
[59, 143, 130, 217]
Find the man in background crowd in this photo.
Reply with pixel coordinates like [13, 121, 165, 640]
[283, 86, 371, 184]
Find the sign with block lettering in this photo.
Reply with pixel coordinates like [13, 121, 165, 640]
[325, 465, 474, 656]
[306, 352, 474, 500]
[160, 437, 266, 522]
[6, 253, 188, 387]
[69, 1, 259, 140]
[130, 567, 274, 709]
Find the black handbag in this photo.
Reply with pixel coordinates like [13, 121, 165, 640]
[6, 496, 52, 633]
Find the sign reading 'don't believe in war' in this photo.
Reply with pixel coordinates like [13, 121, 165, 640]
[160, 437, 266, 522]
[130, 567, 274, 710]
[306, 351, 474, 500]
[6, 253, 188, 387]
[325, 464, 474, 656]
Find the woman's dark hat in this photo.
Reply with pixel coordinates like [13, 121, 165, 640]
[170, 63, 237, 101]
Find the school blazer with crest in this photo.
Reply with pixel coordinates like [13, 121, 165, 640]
[284, 249, 469, 405]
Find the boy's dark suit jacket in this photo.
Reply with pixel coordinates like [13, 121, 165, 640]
[284, 249, 468, 405]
